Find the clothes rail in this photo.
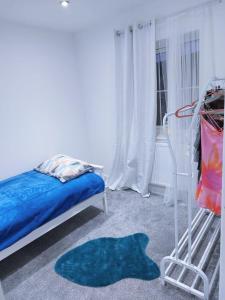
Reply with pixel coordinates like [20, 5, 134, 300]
[160, 77, 224, 300]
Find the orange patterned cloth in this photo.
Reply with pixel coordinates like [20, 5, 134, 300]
[196, 117, 223, 215]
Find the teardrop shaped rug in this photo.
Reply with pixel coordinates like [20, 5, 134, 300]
[55, 233, 160, 287]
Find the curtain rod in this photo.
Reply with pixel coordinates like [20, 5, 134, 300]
[115, 22, 151, 36]
[156, 0, 222, 22]
[115, 0, 222, 36]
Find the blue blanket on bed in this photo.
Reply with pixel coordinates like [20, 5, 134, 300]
[0, 171, 104, 251]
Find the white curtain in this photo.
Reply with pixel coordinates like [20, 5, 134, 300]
[108, 21, 156, 197]
[156, 5, 215, 204]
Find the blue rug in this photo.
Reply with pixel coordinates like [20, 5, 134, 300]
[55, 233, 160, 287]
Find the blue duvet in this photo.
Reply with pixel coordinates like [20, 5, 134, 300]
[0, 171, 105, 251]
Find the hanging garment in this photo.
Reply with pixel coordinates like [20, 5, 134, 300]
[194, 90, 224, 183]
[196, 117, 223, 215]
[194, 122, 202, 182]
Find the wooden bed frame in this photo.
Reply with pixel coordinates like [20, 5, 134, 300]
[0, 165, 108, 299]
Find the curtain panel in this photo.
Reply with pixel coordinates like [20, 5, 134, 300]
[156, 5, 215, 204]
[108, 21, 157, 197]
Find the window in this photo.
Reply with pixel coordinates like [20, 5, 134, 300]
[181, 31, 199, 100]
[156, 39, 168, 139]
[156, 39, 168, 127]
[155, 33, 199, 137]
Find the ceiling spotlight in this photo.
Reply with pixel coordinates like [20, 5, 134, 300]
[60, 0, 69, 8]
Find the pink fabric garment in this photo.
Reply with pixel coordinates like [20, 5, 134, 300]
[196, 117, 223, 215]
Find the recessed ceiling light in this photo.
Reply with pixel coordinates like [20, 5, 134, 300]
[60, 0, 70, 8]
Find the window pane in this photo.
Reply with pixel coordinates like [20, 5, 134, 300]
[181, 31, 199, 90]
[156, 39, 168, 126]
[156, 91, 167, 126]
[156, 56, 167, 91]
[161, 91, 168, 121]
[156, 93, 161, 126]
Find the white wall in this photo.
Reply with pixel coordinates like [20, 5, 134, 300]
[212, 1, 225, 78]
[0, 20, 87, 179]
[73, 27, 116, 175]
[73, 0, 225, 181]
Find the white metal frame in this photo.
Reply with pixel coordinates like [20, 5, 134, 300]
[0, 166, 108, 299]
[160, 78, 224, 300]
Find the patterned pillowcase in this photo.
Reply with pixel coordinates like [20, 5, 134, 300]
[35, 155, 94, 182]
[52, 162, 93, 183]
[35, 154, 76, 175]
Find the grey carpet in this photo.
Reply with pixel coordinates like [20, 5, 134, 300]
[0, 190, 219, 300]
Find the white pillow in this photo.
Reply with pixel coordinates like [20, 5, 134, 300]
[35, 154, 76, 175]
[35, 154, 94, 182]
[52, 162, 93, 183]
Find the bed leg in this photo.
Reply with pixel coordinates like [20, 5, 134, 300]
[0, 281, 5, 300]
[103, 190, 108, 215]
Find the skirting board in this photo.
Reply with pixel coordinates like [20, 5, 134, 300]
[150, 183, 166, 196]
[105, 173, 166, 197]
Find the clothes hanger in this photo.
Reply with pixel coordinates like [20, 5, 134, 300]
[204, 111, 223, 131]
[175, 87, 224, 119]
[175, 103, 224, 119]
[175, 101, 197, 118]
[204, 89, 224, 105]
[203, 101, 224, 131]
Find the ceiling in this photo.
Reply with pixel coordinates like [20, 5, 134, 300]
[0, 0, 149, 33]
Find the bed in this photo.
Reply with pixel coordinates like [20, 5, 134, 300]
[0, 166, 107, 261]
